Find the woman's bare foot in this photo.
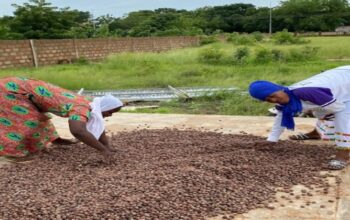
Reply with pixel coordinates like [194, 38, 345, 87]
[4, 155, 35, 163]
[335, 150, 350, 162]
[52, 137, 80, 145]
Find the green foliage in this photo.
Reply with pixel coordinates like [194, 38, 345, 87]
[272, 30, 309, 44]
[227, 33, 256, 45]
[198, 47, 225, 64]
[71, 57, 89, 65]
[233, 47, 250, 64]
[275, 0, 350, 32]
[271, 49, 285, 61]
[254, 46, 319, 63]
[251, 31, 264, 41]
[286, 46, 319, 62]
[254, 48, 273, 63]
[3, 0, 92, 39]
[132, 92, 274, 116]
[0, 22, 10, 39]
[199, 35, 218, 45]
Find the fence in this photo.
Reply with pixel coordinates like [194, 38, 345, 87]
[0, 36, 200, 69]
[296, 31, 350, 36]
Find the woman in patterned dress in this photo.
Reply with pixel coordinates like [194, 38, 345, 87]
[0, 77, 123, 162]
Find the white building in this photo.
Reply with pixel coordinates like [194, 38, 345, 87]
[335, 26, 350, 33]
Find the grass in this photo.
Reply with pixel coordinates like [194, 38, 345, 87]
[126, 92, 273, 116]
[1, 36, 349, 115]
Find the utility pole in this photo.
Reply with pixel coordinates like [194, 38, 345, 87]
[269, 3, 272, 35]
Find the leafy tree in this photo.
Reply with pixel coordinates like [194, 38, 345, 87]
[7, 0, 91, 39]
[274, 0, 349, 32]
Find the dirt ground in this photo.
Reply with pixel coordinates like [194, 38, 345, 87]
[1, 113, 350, 220]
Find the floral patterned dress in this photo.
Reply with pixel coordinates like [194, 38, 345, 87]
[0, 77, 92, 157]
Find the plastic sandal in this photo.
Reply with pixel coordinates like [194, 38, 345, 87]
[328, 159, 348, 170]
[289, 133, 320, 140]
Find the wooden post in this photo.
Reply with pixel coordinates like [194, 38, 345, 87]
[73, 38, 79, 59]
[29, 39, 38, 67]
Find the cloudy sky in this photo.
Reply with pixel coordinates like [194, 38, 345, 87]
[1, 0, 281, 18]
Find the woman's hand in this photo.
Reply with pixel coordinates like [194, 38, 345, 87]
[69, 120, 115, 164]
[254, 140, 277, 147]
[52, 137, 80, 145]
[101, 149, 114, 164]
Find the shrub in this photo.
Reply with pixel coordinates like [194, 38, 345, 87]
[254, 48, 273, 63]
[251, 31, 264, 41]
[198, 47, 225, 64]
[227, 33, 256, 45]
[199, 35, 218, 45]
[273, 29, 308, 44]
[226, 32, 239, 41]
[286, 46, 319, 62]
[301, 46, 319, 60]
[233, 47, 250, 64]
[271, 49, 285, 61]
[71, 57, 89, 65]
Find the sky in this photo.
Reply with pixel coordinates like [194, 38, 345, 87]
[0, 0, 281, 18]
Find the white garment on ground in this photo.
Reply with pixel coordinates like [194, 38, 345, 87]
[86, 94, 123, 139]
[267, 66, 350, 149]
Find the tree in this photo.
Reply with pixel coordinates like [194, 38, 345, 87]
[274, 0, 350, 32]
[8, 0, 91, 39]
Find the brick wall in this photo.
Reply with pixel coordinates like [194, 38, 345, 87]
[0, 36, 199, 69]
[0, 40, 33, 68]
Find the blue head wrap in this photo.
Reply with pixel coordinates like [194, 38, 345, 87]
[249, 80, 302, 130]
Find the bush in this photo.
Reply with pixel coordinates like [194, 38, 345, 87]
[227, 33, 256, 45]
[198, 47, 225, 64]
[254, 48, 273, 63]
[301, 46, 319, 60]
[71, 57, 89, 65]
[199, 35, 218, 45]
[271, 49, 285, 62]
[273, 29, 308, 44]
[233, 47, 250, 64]
[251, 31, 264, 41]
[286, 46, 319, 62]
[226, 32, 239, 41]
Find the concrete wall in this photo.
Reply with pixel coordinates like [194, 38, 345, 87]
[0, 36, 200, 69]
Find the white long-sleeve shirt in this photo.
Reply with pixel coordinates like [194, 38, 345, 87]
[267, 100, 345, 142]
[267, 65, 350, 142]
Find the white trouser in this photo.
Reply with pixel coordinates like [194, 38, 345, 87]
[316, 119, 335, 141]
[316, 101, 350, 150]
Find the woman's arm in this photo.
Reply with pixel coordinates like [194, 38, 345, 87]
[99, 131, 116, 152]
[99, 131, 109, 146]
[68, 120, 113, 162]
[267, 111, 285, 142]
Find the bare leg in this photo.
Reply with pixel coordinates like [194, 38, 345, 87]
[335, 150, 350, 162]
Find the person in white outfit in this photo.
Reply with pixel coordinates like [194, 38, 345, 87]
[249, 65, 350, 170]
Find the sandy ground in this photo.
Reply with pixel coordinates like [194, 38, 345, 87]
[1, 113, 350, 220]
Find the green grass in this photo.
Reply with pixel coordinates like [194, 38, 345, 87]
[126, 92, 273, 116]
[1, 36, 349, 115]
